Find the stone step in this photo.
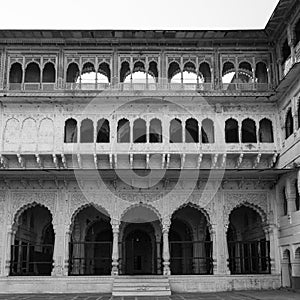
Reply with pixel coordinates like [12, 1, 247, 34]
[112, 276, 171, 296]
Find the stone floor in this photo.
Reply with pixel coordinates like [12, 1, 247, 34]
[0, 290, 299, 300]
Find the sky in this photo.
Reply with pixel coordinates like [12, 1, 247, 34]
[1, 0, 280, 30]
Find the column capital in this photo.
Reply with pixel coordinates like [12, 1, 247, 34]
[162, 217, 171, 233]
[110, 218, 120, 233]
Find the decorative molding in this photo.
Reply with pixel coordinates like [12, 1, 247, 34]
[223, 192, 268, 227]
[10, 191, 57, 223]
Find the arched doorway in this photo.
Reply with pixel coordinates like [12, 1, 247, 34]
[123, 225, 154, 275]
[169, 205, 213, 275]
[282, 249, 292, 288]
[120, 205, 162, 275]
[68, 205, 112, 275]
[227, 205, 270, 274]
[10, 204, 54, 276]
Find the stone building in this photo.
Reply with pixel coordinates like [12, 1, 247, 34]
[0, 0, 299, 295]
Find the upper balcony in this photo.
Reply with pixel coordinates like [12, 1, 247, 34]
[3, 53, 274, 96]
[0, 115, 278, 170]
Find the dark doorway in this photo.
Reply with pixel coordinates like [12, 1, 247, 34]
[124, 229, 153, 275]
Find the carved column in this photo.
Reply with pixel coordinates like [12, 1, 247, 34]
[52, 222, 69, 276]
[162, 218, 171, 276]
[4, 226, 16, 276]
[215, 223, 230, 275]
[265, 224, 280, 274]
[51, 191, 69, 276]
[210, 224, 218, 274]
[111, 219, 120, 276]
[286, 178, 296, 216]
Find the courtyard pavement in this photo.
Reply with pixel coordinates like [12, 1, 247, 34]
[0, 290, 299, 300]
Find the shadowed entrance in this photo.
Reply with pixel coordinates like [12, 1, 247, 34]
[119, 205, 162, 275]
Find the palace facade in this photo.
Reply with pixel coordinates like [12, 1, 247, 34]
[0, 0, 300, 295]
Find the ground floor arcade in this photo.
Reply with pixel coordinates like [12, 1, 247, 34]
[0, 172, 294, 293]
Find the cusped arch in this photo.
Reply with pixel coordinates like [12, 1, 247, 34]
[282, 248, 291, 261]
[4, 118, 20, 145]
[69, 202, 111, 232]
[120, 203, 162, 226]
[38, 118, 54, 144]
[21, 117, 37, 144]
[226, 202, 267, 232]
[171, 202, 211, 228]
[13, 202, 53, 229]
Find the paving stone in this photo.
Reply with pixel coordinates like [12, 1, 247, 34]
[0, 291, 299, 300]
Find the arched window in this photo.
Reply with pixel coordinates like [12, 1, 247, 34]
[66, 63, 80, 83]
[169, 205, 212, 275]
[225, 118, 239, 143]
[9, 62, 22, 84]
[25, 62, 40, 82]
[149, 119, 162, 143]
[255, 62, 268, 84]
[10, 205, 54, 276]
[171, 62, 198, 84]
[170, 118, 182, 143]
[117, 118, 130, 143]
[80, 119, 94, 143]
[295, 180, 300, 211]
[64, 118, 77, 143]
[238, 61, 253, 83]
[222, 61, 235, 84]
[123, 61, 156, 87]
[68, 206, 112, 275]
[42, 62, 55, 82]
[97, 119, 110, 143]
[185, 118, 199, 143]
[133, 118, 147, 143]
[168, 61, 181, 82]
[227, 206, 270, 274]
[199, 62, 211, 83]
[259, 118, 274, 143]
[78, 62, 96, 88]
[285, 108, 294, 138]
[98, 62, 111, 83]
[149, 61, 158, 82]
[283, 188, 288, 216]
[201, 118, 215, 143]
[242, 118, 257, 143]
[120, 61, 130, 83]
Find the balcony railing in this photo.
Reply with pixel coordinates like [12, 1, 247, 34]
[222, 83, 273, 91]
[6, 81, 273, 92]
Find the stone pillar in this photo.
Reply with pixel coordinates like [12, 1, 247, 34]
[51, 223, 69, 276]
[156, 234, 162, 275]
[111, 219, 120, 276]
[4, 226, 15, 276]
[265, 224, 280, 274]
[217, 223, 230, 275]
[162, 218, 171, 276]
[210, 224, 217, 274]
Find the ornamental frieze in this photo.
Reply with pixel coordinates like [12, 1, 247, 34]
[223, 192, 268, 226]
[10, 191, 57, 221]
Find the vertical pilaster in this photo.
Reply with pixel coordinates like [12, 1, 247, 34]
[111, 219, 120, 276]
[216, 192, 230, 275]
[210, 224, 218, 274]
[162, 218, 171, 276]
[4, 227, 15, 276]
[265, 224, 280, 274]
[52, 190, 69, 276]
